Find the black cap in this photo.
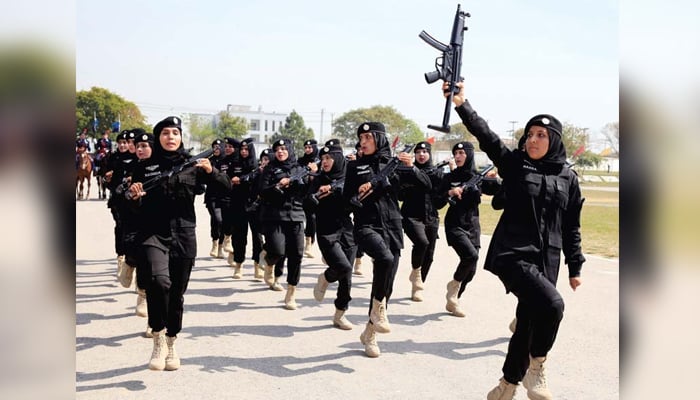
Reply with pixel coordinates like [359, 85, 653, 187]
[259, 148, 272, 160]
[451, 141, 474, 154]
[356, 122, 386, 137]
[324, 138, 342, 147]
[524, 114, 562, 137]
[211, 139, 223, 148]
[224, 137, 240, 148]
[153, 116, 182, 136]
[272, 138, 292, 150]
[318, 143, 343, 157]
[134, 133, 154, 145]
[118, 130, 130, 141]
[415, 141, 432, 153]
[303, 139, 318, 146]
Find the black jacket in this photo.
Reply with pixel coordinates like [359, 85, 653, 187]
[258, 163, 308, 223]
[455, 102, 585, 285]
[130, 153, 231, 258]
[344, 155, 404, 252]
[105, 151, 138, 209]
[397, 163, 439, 224]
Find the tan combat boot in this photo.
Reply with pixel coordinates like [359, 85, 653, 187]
[487, 377, 519, 400]
[353, 257, 363, 275]
[359, 322, 380, 357]
[369, 298, 390, 333]
[117, 259, 135, 288]
[509, 317, 517, 333]
[263, 263, 275, 286]
[165, 335, 180, 371]
[232, 262, 242, 279]
[303, 236, 314, 258]
[409, 268, 424, 302]
[216, 242, 225, 259]
[333, 309, 353, 330]
[144, 323, 153, 338]
[227, 252, 235, 268]
[148, 329, 167, 371]
[253, 261, 263, 281]
[313, 273, 329, 302]
[284, 285, 298, 310]
[209, 240, 218, 257]
[522, 356, 553, 400]
[136, 288, 148, 317]
[445, 280, 465, 317]
[270, 276, 283, 292]
[222, 235, 233, 253]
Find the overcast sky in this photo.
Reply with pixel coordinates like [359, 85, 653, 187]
[75, 0, 618, 149]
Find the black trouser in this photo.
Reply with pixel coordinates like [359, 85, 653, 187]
[110, 207, 125, 256]
[247, 210, 263, 264]
[221, 201, 234, 237]
[230, 209, 248, 263]
[140, 245, 194, 337]
[205, 201, 224, 242]
[263, 221, 304, 285]
[303, 209, 316, 240]
[497, 260, 565, 384]
[403, 217, 439, 281]
[318, 231, 355, 311]
[355, 227, 400, 314]
[446, 227, 480, 298]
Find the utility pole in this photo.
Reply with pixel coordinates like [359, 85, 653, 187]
[508, 120, 518, 139]
[320, 108, 324, 143]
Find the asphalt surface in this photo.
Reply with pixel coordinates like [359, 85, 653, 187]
[76, 187, 619, 399]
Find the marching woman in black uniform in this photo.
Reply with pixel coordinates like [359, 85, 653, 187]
[227, 137, 258, 278]
[219, 138, 239, 257]
[104, 130, 137, 279]
[258, 138, 308, 309]
[398, 141, 441, 302]
[298, 139, 320, 258]
[344, 122, 415, 358]
[247, 148, 272, 281]
[204, 139, 226, 259]
[442, 82, 585, 400]
[438, 141, 499, 318]
[127, 116, 230, 371]
[306, 141, 356, 330]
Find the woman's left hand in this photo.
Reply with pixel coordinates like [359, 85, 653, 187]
[569, 277, 582, 291]
[196, 158, 213, 174]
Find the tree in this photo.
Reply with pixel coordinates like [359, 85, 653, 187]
[575, 150, 603, 169]
[215, 111, 248, 139]
[271, 110, 314, 154]
[331, 105, 424, 147]
[561, 123, 589, 158]
[187, 114, 217, 149]
[601, 121, 619, 155]
[76, 87, 148, 139]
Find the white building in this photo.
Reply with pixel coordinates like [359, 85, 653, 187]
[221, 105, 288, 145]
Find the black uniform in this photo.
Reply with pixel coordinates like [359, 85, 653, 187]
[228, 138, 258, 264]
[130, 134, 230, 338]
[246, 148, 270, 266]
[304, 144, 355, 311]
[104, 131, 138, 257]
[204, 139, 226, 244]
[398, 141, 441, 282]
[258, 138, 307, 286]
[218, 138, 239, 241]
[455, 102, 585, 385]
[298, 139, 320, 242]
[439, 142, 500, 297]
[344, 125, 407, 313]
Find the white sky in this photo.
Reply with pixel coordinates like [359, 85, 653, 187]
[75, 0, 619, 149]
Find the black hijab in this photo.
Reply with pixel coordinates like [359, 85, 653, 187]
[270, 137, 297, 170]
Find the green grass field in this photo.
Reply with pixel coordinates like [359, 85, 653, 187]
[437, 187, 619, 258]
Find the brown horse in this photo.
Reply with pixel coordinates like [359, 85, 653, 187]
[76, 151, 93, 200]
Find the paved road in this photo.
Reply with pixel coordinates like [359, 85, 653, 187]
[76, 188, 619, 399]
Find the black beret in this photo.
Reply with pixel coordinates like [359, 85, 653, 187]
[303, 139, 318, 146]
[356, 122, 386, 137]
[118, 130, 130, 141]
[211, 139, 223, 148]
[225, 137, 240, 147]
[272, 138, 292, 150]
[126, 130, 136, 140]
[324, 138, 342, 147]
[153, 116, 182, 136]
[130, 128, 146, 136]
[259, 148, 272, 160]
[134, 133, 154, 145]
[524, 114, 562, 137]
[318, 143, 343, 157]
[452, 141, 474, 153]
[415, 141, 432, 152]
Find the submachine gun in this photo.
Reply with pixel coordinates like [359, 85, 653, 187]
[125, 148, 214, 199]
[447, 164, 494, 205]
[420, 4, 470, 133]
[308, 177, 345, 206]
[349, 144, 415, 208]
